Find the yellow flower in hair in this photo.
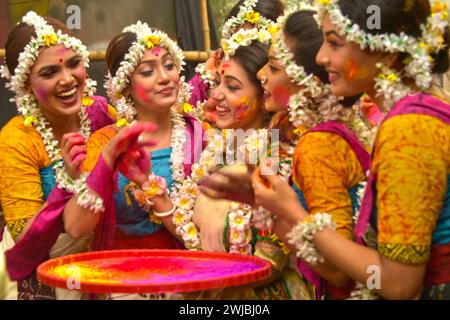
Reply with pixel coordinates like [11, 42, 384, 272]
[116, 118, 129, 127]
[246, 10, 260, 24]
[24, 116, 37, 126]
[432, 0, 447, 14]
[82, 96, 95, 107]
[386, 73, 398, 82]
[145, 35, 160, 49]
[268, 25, 279, 36]
[180, 102, 193, 114]
[234, 32, 249, 45]
[318, 0, 332, 4]
[42, 33, 57, 47]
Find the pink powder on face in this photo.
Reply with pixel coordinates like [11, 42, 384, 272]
[36, 88, 48, 102]
[136, 84, 151, 102]
[272, 86, 291, 109]
[235, 96, 253, 120]
[151, 47, 161, 57]
[56, 47, 70, 57]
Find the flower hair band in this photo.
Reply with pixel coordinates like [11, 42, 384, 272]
[221, 0, 278, 40]
[104, 21, 193, 125]
[314, 0, 449, 109]
[0, 11, 96, 125]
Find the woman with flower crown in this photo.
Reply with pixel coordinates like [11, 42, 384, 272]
[252, 0, 450, 300]
[58, 23, 204, 299]
[0, 12, 116, 299]
[169, 18, 319, 299]
[190, 0, 284, 125]
[198, 8, 374, 300]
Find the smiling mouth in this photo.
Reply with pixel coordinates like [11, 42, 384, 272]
[263, 89, 271, 100]
[216, 105, 231, 115]
[158, 87, 174, 95]
[56, 86, 78, 102]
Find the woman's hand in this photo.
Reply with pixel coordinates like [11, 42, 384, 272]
[102, 122, 158, 186]
[251, 164, 308, 225]
[198, 164, 256, 206]
[61, 132, 87, 180]
[205, 48, 224, 73]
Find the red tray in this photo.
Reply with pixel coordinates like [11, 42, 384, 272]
[37, 249, 272, 294]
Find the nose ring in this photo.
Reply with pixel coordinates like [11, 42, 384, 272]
[260, 75, 267, 85]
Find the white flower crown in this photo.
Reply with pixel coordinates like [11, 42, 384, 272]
[271, 6, 375, 146]
[221, 0, 277, 39]
[0, 11, 96, 123]
[104, 21, 193, 125]
[315, 0, 449, 91]
[221, 27, 272, 58]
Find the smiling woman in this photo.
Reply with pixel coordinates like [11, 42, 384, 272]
[0, 11, 116, 300]
[56, 21, 207, 300]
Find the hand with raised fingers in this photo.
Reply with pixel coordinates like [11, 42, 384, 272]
[205, 48, 224, 73]
[103, 122, 158, 186]
[61, 132, 87, 180]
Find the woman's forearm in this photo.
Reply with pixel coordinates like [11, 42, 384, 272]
[312, 228, 425, 299]
[63, 194, 101, 239]
[273, 218, 351, 288]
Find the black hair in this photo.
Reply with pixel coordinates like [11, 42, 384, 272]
[233, 41, 269, 97]
[226, 0, 285, 23]
[284, 10, 329, 84]
[284, 10, 359, 107]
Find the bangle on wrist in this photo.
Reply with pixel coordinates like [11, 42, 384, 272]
[153, 200, 177, 218]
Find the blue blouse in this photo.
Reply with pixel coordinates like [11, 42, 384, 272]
[114, 148, 174, 237]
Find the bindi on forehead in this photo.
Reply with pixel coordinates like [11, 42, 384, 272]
[151, 47, 161, 57]
[220, 63, 232, 75]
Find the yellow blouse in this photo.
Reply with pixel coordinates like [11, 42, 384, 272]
[374, 114, 449, 264]
[0, 106, 117, 239]
[292, 132, 367, 240]
[0, 116, 51, 237]
[81, 125, 117, 173]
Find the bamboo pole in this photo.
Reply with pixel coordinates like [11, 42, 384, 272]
[200, 0, 212, 52]
[0, 49, 209, 62]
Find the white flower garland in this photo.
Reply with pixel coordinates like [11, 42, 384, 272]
[104, 21, 191, 124]
[314, 0, 449, 111]
[221, 0, 277, 40]
[172, 129, 284, 252]
[286, 212, 336, 265]
[194, 62, 216, 89]
[0, 11, 103, 212]
[348, 282, 379, 300]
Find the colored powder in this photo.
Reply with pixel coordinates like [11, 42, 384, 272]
[152, 47, 161, 57]
[344, 59, 368, 81]
[36, 89, 48, 102]
[136, 84, 151, 102]
[46, 256, 264, 286]
[272, 86, 291, 109]
[56, 47, 70, 56]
